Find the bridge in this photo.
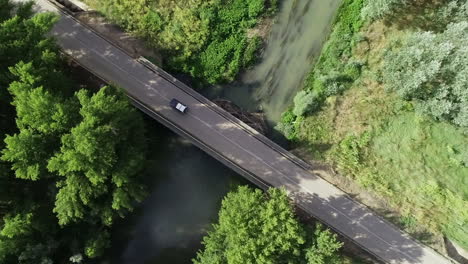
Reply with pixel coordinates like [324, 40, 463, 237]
[26, 0, 454, 263]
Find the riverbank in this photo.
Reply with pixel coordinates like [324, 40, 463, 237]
[280, 0, 468, 260]
[217, 0, 343, 123]
[61, 51, 246, 263]
[56, 0, 392, 262]
[83, 0, 278, 87]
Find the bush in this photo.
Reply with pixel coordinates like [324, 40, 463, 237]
[275, 109, 298, 140]
[344, 61, 363, 80]
[283, 0, 366, 134]
[361, 0, 468, 24]
[242, 36, 262, 68]
[361, 0, 408, 21]
[247, 0, 265, 18]
[293, 90, 321, 116]
[194, 186, 343, 264]
[383, 21, 468, 128]
[332, 132, 371, 174]
[188, 34, 246, 84]
[88, 0, 276, 85]
[435, 0, 468, 24]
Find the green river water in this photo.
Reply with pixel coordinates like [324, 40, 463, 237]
[118, 1, 341, 263]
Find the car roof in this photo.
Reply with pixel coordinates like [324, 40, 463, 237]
[175, 103, 186, 112]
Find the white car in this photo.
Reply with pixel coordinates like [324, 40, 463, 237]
[170, 98, 188, 113]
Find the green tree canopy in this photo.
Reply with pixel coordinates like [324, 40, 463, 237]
[0, 11, 57, 85]
[0, 2, 60, 144]
[383, 21, 468, 127]
[2, 61, 77, 181]
[194, 186, 343, 264]
[0, 2, 149, 262]
[48, 86, 147, 226]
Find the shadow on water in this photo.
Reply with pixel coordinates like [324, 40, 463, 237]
[114, 0, 343, 263]
[112, 120, 248, 264]
[209, 0, 342, 124]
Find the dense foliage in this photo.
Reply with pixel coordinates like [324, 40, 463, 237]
[0, 1, 148, 262]
[87, 0, 277, 85]
[360, 0, 408, 21]
[383, 21, 468, 128]
[278, 0, 468, 252]
[361, 0, 468, 25]
[277, 0, 367, 139]
[194, 186, 343, 264]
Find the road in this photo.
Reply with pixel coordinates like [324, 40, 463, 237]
[27, 0, 454, 263]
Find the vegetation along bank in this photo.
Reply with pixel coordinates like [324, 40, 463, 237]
[85, 0, 278, 86]
[278, 0, 468, 254]
[0, 1, 150, 262]
[0, 1, 368, 263]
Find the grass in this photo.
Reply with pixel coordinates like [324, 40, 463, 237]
[364, 113, 468, 248]
[370, 113, 468, 199]
[284, 0, 468, 251]
[277, 0, 368, 138]
[295, 79, 468, 250]
[84, 0, 277, 86]
[296, 76, 468, 248]
[302, 0, 367, 97]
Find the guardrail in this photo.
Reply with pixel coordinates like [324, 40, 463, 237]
[46, 1, 457, 262]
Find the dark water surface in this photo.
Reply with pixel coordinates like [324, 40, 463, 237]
[117, 0, 341, 263]
[117, 130, 239, 264]
[215, 0, 342, 123]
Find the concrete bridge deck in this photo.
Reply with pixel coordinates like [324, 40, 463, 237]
[26, 0, 454, 263]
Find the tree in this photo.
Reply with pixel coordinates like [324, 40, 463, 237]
[383, 21, 468, 127]
[0, 210, 59, 264]
[0, 0, 14, 23]
[304, 224, 343, 264]
[7, 61, 78, 133]
[48, 86, 147, 226]
[0, 3, 60, 146]
[0, 213, 33, 239]
[361, 0, 409, 21]
[0, 2, 150, 262]
[84, 230, 110, 258]
[2, 61, 78, 181]
[2, 130, 55, 180]
[194, 186, 343, 264]
[0, 11, 58, 85]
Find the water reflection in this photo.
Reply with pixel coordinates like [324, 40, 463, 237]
[120, 135, 236, 264]
[118, 0, 342, 262]
[219, 0, 342, 123]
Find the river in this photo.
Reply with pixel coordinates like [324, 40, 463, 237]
[117, 125, 243, 264]
[214, 0, 342, 123]
[117, 0, 341, 263]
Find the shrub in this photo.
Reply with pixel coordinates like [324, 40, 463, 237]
[435, 0, 468, 24]
[242, 36, 262, 68]
[188, 34, 247, 84]
[344, 60, 363, 80]
[285, 0, 367, 129]
[332, 132, 371, 173]
[247, 0, 265, 18]
[383, 21, 468, 127]
[275, 109, 298, 140]
[293, 90, 321, 116]
[361, 0, 409, 21]
[88, 0, 274, 85]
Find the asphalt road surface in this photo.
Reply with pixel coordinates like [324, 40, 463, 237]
[24, 0, 454, 263]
